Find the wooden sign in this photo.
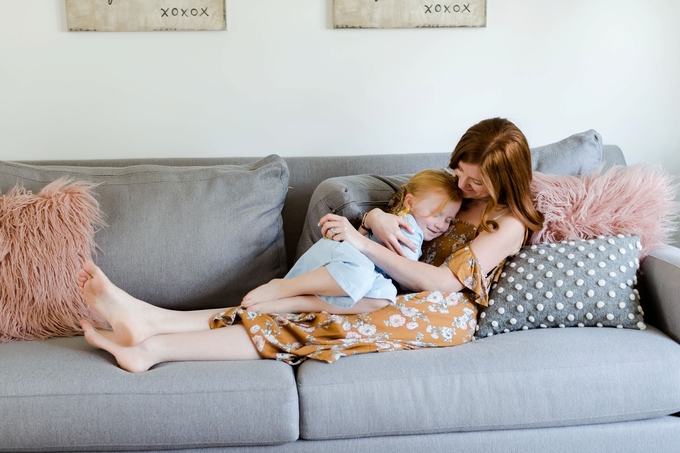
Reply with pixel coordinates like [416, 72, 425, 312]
[333, 0, 486, 29]
[66, 0, 226, 32]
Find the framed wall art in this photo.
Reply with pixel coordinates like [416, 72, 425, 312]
[333, 0, 486, 29]
[65, 0, 226, 32]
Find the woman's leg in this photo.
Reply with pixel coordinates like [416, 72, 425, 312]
[77, 260, 222, 346]
[81, 320, 261, 373]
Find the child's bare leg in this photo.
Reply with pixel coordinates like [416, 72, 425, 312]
[81, 320, 261, 373]
[247, 296, 389, 315]
[77, 260, 219, 346]
[242, 267, 345, 307]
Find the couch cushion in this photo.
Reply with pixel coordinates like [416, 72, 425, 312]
[0, 155, 289, 310]
[0, 336, 299, 451]
[296, 326, 680, 440]
[531, 129, 602, 175]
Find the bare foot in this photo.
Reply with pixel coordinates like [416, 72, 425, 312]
[241, 279, 288, 307]
[81, 321, 155, 373]
[77, 260, 156, 346]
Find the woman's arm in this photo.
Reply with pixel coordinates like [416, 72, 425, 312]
[320, 213, 527, 293]
[362, 240, 464, 292]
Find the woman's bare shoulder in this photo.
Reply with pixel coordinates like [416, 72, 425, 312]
[474, 212, 526, 252]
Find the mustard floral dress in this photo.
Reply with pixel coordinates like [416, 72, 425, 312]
[211, 220, 499, 365]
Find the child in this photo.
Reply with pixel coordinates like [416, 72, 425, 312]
[241, 169, 462, 314]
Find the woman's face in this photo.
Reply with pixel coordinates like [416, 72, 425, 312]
[452, 161, 490, 200]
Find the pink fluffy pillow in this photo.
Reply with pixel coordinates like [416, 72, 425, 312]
[0, 178, 107, 342]
[530, 164, 679, 259]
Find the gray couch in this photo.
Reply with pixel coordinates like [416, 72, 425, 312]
[1, 133, 679, 452]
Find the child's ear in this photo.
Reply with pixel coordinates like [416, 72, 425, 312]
[403, 193, 414, 210]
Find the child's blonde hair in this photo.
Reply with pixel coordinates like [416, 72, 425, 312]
[387, 169, 461, 216]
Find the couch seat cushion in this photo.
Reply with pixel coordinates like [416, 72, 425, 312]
[296, 326, 680, 440]
[0, 155, 289, 311]
[0, 337, 299, 451]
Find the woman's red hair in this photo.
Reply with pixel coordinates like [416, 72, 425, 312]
[449, 118, 544, 232]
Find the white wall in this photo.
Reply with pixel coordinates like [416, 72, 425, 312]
[1, 0, 679, 175]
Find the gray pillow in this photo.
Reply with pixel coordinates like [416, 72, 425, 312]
[476, 235, 646, 338]
[0, 155, 290, 311]
[531, 129, 602, 175]
[295, 174, 410, 261]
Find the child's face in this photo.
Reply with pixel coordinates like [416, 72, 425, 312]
[407, 192, 461, 241]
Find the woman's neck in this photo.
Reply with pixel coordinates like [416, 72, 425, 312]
[457, 198, 508, 226]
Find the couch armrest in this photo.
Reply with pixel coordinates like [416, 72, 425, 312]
[639, 245, 680, 343]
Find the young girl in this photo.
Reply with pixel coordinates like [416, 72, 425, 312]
[240, 169, 462, 314]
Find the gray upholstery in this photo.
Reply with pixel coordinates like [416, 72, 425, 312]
[47, 417, 680, 453]
[639, 245, 680, 343]
[0, 156, 290, 310]
[1, 136, 678, 453]
[0, 337, 298, 451]
[296, 326, 680, 439]
[531, 129, 603, 175]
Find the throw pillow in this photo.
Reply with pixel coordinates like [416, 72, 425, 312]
[475, 235, 646, 338]
[0, 155, 290, 311]
[530, 164, 679, 259]
[0, 179, 107, 342]
[530, 129, 602, 175]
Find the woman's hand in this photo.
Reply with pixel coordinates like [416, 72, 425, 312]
[318, 214, 369, 251]
[362, 209, 417, 257]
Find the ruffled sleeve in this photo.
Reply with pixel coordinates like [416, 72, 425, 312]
[443, 244, 490, 307]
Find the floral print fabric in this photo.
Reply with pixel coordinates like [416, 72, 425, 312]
[211, 220, 495, 364]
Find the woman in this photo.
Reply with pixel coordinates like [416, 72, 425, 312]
[78, 117, 544, 372]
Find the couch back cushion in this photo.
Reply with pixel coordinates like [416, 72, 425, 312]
[0, 155, 289, 310]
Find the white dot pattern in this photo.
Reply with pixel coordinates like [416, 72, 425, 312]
[476, 235, 645, 338]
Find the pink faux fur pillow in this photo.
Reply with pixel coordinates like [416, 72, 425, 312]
[0, 178, 107, 342]
[530, 164, 679, 259]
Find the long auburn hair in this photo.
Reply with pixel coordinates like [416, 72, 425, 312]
[449, 118, 544, 233]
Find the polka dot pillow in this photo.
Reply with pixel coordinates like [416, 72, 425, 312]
[475, 235, 646, 338]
